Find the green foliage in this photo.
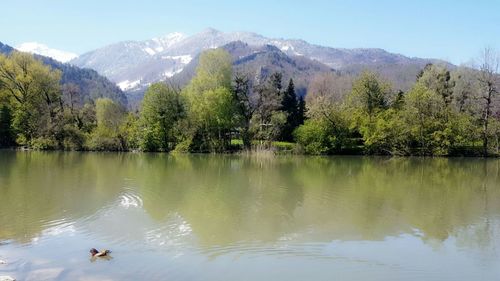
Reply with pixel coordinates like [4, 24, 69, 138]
[417, 64, 455, 106]
[359, 109, 409, 155]
[30, 136, 58, 150]
[402, 83, 450, 155]
[88, 98, 126, 151]
[181, 49, 236, 152]
[139, 83, 184, 151]
[348, 71, 390, 119]
[184, 48, 232, 94]
[294, 101, 351, 155]
[294, 119, 338, 155]
[0, 48, 497, 156]
[120, 113, 140, 151]
[0, 52, 63, 144]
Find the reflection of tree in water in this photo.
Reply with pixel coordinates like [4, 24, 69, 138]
[0, 151, 129, 243]
[454, 159, 500, 259]
[294, 157, 500, 244]
[136, 154, 305, 245]
[2, 152, 499, 252]
[136, 155, 500, 250]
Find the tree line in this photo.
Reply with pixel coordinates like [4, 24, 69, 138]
[0, 48, 499, 156]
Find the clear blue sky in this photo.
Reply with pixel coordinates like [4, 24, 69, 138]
[1, 0, 499, 64]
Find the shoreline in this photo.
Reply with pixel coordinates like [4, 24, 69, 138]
[1, 147, 498, 158]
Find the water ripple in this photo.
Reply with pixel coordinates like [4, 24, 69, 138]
[118, 190, 143, 209]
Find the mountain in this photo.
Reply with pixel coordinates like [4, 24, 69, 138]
[16, 42, 77, 63]
[173, 41, 333, 96]
[70, 28, 452, 94]
[71, 32, 190, 91]
[0, 41, 127, 106]
[0, 41, 14, 54]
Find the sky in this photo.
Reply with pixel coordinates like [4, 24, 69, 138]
[1, 0, 499, 64]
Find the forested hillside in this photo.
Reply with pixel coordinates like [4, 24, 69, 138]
[0, 41, 127, 107]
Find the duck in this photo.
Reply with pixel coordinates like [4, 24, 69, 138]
[90, 248, 111, 257]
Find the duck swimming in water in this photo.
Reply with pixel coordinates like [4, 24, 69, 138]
[90, 248, 111, 257]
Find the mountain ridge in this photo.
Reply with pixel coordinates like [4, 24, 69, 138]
[16, 42, 78, 63]
[69, 28, 451, 94]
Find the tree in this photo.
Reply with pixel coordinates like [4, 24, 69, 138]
[280, 79, 303, 141]
[452, 67, 478, 114]
[252, 72, 286, 143]
[417, 64, 455, 107]
[348, 71, 390, 121]
[294, 112, 349, 155]
[306, 72, 352, 121]
[297, 72, 352, 154]
[401, 83, 476, 155]
[477, 47, 499, 155]
[0, 52, 63, 145]
[88, 98, 126, 151]
[139, 83, 184, 151]
[232, 74, 256, 149]
[347, 71, 392, 153]
[62, 83, 82, 118]
[280, 79, 296, 141]
[182, 49, 236, 152]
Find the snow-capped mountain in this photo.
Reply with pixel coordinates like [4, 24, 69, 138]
[70, 28, 449, 92]
[16, 42, 77, 63]
[70, 32, 193, 91]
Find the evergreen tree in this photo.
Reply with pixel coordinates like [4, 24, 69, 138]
[253, 72, 286, 142]
[280, 79, 299, 141]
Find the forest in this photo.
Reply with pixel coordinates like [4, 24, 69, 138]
[0, 48, 499, 156]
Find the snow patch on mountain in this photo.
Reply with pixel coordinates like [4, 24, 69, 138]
[273, 41, 303, 56]
[144, 47, 156, 55]
[152, 32, 187, 49]
[162, 55, 193, 64]
[16, 42, 78, 63]
[118, 79, 141, 91]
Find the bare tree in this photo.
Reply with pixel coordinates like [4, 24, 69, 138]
[306, 72, 353, 123]
[477, 47, 500, 156]
[452, 66, 478, 114]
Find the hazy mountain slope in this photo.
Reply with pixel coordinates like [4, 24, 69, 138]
[0, 41, 127, 106]
[228, 42, 332, 95]
[170, 41, 333, 95]
[71, 28, 451, 94]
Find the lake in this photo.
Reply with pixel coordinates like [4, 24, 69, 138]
[0, 151, 499, 281]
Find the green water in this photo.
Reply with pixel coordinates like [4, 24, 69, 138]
[0, 151, 499, 280]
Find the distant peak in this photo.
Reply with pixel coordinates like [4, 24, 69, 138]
[158, 32, 186, 40]
[16, 42, 78, 63]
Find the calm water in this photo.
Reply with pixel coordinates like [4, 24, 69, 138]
[0, 151, 499, 281]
